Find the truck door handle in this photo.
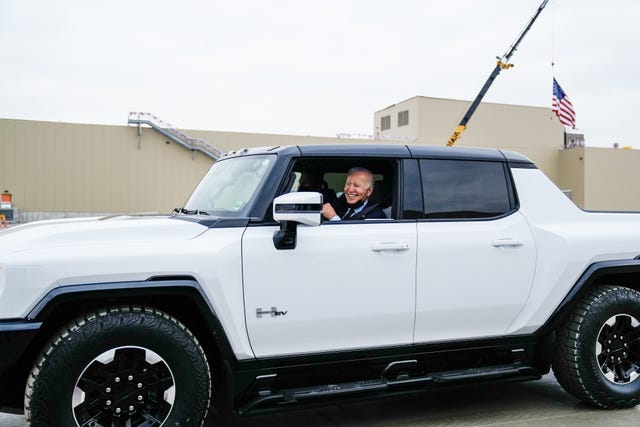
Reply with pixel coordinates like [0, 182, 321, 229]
[492, 239, 523, 248]
[371, 242, 410, 252]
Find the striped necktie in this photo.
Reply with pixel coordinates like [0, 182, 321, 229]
[343, 208, 355, 220]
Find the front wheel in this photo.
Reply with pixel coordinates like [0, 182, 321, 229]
[25, 306, 211, 426]
[553, 285, 640, 408]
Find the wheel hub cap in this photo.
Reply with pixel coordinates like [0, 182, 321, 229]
[596, 314, 640, 384]
[72, 346, 175, 427]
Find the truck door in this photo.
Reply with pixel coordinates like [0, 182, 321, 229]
[413, 159, 536, 343]
[242, 161, 417, 358]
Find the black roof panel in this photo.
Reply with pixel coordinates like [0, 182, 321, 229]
[499, 149, 534, 164]
[221, 146, 299, 159]
[298, 144, 412, 157]
[407, 145, 506, 161]
[220, 144, 535, 166]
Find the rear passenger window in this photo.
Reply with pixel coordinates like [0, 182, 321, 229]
[419, 159, 512, 219]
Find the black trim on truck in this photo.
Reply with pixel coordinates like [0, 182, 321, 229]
[0, 279, 252, 414]
[229, 332, 550, 414]
[408, 146, 506, 162]
[299, 144, 412, 158]
[499, 150, 538, 169]
[170, 216, 252, 228]
[248, 147, 301, 221]
[536, 259, 640, 335]
[508, 162, 538, 169]
[0, 321, 42, 412]
[26, 279, 238, 362]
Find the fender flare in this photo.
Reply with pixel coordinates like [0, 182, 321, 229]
[537, 259, 640, 335]
[26, 278, 239, 363]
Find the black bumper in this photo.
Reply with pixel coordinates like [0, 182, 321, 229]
[0, 320, 42, 413]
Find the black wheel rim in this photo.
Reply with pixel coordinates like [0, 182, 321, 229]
[596, 314, 640, 384]
[72, 346, 175, 427]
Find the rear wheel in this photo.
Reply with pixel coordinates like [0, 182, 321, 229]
[25, 306, 211, 426]
[553, 285, 640, 408]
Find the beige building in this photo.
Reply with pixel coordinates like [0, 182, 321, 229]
[0, 96, 638, 222]
[0, 118, 212, 221]
[559, 147, 640, 210]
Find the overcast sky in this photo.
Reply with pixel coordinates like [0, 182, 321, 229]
[1, 0, 637, 147]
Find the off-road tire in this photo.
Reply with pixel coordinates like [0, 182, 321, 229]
[553, 285, 640, 408]
[24, 305, 211, 426]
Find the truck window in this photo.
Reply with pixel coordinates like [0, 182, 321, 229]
[419, 159, 512, 219]
[184, 154, 275, 216]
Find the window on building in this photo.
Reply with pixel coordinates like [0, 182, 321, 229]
[381, 115, 391, 131]
[419, 159, 513, 219]
[398, 110, 409, 127]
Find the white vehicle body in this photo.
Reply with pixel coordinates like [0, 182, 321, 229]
[2, 144, 640, 424]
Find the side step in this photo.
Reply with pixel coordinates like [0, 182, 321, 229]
[239, 364, 540, 414]
[432, 365, 535, 383]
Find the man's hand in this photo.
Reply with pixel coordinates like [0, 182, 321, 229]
[322, 203, 338, 220]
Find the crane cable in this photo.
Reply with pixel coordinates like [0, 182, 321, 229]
[551, 0, 556, 71]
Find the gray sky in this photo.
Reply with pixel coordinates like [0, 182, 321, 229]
[1, 0, 637, 147]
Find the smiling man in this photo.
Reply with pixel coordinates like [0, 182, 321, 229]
[322, 167, 386, 221]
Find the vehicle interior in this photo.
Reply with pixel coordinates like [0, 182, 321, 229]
[285, 158, 397, 220]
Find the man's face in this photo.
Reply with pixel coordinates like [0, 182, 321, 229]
[344, 171, 373, 205]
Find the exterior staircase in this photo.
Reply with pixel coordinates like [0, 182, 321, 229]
[128, 112, 222, 160]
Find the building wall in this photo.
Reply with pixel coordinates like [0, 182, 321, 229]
[582, 147, 640, 210]
[0, 118, 213, 216]
[558, 148, 585, 207]
[373, 97, 419, 140]
[557, 147, 640, 211]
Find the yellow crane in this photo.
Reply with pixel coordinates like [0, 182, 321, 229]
[446, 0, 549, 147]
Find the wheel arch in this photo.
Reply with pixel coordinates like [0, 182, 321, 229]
[13, 277, 237, 412]
[539, 259, 640, 336]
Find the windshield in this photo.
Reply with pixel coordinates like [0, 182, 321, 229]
[183, 154, 276, 216]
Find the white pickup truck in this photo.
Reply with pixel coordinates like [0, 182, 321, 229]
[1, 144, 639, 426]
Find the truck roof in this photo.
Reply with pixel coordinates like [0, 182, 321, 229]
[221, 144, 535, 166]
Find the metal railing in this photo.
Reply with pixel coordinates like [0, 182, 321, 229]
[127, 112, 222, 160]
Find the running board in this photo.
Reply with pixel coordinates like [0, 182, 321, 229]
[239, 364, 540, 414]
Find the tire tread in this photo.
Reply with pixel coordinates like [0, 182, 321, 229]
[553, 285, 640, 409]
[24, 305, 211, 426]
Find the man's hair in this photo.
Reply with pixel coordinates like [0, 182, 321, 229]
[347, 167, 374, 189]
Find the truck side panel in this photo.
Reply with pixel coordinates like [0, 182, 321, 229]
[508, 168, 640, 334]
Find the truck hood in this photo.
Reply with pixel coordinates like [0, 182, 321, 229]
[0, 215, 209, 257]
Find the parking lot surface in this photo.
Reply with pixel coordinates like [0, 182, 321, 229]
[2, 374, 639, 426]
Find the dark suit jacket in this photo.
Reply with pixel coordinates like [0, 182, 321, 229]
[330, 197, 386, 220]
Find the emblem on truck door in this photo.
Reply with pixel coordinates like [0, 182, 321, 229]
[256, 307, 288, 318]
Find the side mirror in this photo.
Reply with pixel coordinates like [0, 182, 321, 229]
[273, 192, 322, 226]
[272, 192, 323, 250]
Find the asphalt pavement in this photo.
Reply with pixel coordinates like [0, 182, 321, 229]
[2, 374, 639, 426]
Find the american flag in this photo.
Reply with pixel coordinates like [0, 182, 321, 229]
[552, 78, 576, 129]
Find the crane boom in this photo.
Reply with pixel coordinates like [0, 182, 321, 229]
[446, 0, 549, 147]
